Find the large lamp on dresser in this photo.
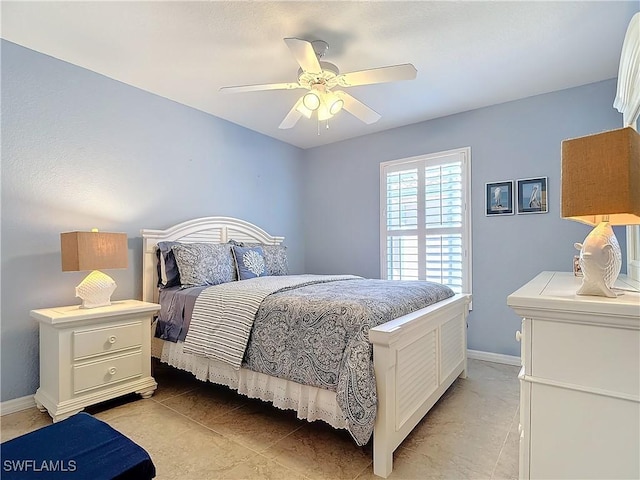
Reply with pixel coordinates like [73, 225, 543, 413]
[561, 126, 640, 297]
[61, 230, 128, 308]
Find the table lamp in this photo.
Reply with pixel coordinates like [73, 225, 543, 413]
[561, 127, 640, 297]
[61, 230, 128, 308]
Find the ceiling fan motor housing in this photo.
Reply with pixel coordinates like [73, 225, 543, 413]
[310, 40, 329, 58]
[298, 62, 340, 89]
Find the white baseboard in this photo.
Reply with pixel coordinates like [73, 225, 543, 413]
[468, 349, 521, 366]
[0, 395, 36, 416]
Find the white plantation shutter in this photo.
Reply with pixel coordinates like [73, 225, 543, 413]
[381, 148, 471, 295]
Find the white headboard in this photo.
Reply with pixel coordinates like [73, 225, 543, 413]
[141, 216, 285, 303]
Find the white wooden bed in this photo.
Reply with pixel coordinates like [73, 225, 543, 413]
[141, 216, 470, 477]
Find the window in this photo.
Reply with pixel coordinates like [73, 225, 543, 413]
[380, 148, 471, 295]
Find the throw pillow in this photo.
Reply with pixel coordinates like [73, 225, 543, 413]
[232, 246, 268, 280]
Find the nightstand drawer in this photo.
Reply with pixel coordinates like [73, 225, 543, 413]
[73, 351, 142, 393]
[73, 322, 142, 360]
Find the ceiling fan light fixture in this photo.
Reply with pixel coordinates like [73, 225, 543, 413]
[325, 92, 344, 115]
[330, 99, 344, 115]
[302, 91, 321, 111]
[295, 98, 313, 119]
[317, 102, 333, 122]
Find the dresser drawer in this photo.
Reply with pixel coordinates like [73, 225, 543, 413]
[531, 319, 639, 397]
[73, 351, 142, 394]
[73, 322, 142, 360]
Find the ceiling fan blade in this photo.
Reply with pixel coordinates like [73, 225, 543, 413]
[337, 64, 417, 87]
[335, 91, 381, 124]
[220, 82, 302, 94]
[279, 98, 304, 129]
[284, 38, 322, 74]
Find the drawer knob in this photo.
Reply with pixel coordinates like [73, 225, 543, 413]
[515, 330, 522, 342]
[108, 367, 117, 375]
[108, 335, 117, 344]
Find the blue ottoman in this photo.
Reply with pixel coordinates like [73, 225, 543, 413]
[1, 412, 155, 479]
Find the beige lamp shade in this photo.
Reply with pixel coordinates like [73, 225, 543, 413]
[61, 231, 128, 272]
[561, 127, 640, 226]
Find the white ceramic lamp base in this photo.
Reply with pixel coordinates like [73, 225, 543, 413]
[76, 270, 117, 308]
[574, 222, 622, 298]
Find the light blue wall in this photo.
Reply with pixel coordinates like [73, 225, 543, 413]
[301, 79, 626, 357]
[0, 38, 629, 403]
[1, 41, 305, 401]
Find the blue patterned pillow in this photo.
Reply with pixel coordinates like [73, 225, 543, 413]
[232, 246, 268, 280]
[171, 243, 236, 287]
[250, 244, 289, 276]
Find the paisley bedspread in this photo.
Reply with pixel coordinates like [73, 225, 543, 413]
[242, 278, 455, 445]
[184, 275, 358, 369]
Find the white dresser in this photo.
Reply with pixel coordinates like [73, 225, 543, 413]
[508, 271, 640, 480]
[31, 300, 160, 422]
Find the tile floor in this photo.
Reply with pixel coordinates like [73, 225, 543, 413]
[1, 359, 520, 479]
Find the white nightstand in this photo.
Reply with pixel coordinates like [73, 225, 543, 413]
[31, 300, 160, 422]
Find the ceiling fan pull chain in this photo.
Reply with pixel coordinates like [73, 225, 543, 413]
[317, 118, 320, 136]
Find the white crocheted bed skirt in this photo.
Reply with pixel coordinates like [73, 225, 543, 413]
[158, 339, 349, 430]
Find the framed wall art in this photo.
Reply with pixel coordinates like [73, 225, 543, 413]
[485, 180, 514, 216]
[517, 177, 548, 214]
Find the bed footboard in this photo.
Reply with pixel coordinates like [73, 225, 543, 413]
[369, 293, 470, 478]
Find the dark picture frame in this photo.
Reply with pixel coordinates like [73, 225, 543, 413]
[485, 180, 514, 216]
[517, 177, 548, 214]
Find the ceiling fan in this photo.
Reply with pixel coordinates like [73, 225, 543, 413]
[220, 38, 417, 129]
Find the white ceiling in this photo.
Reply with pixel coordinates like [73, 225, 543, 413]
[2, 1, 638, 149]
